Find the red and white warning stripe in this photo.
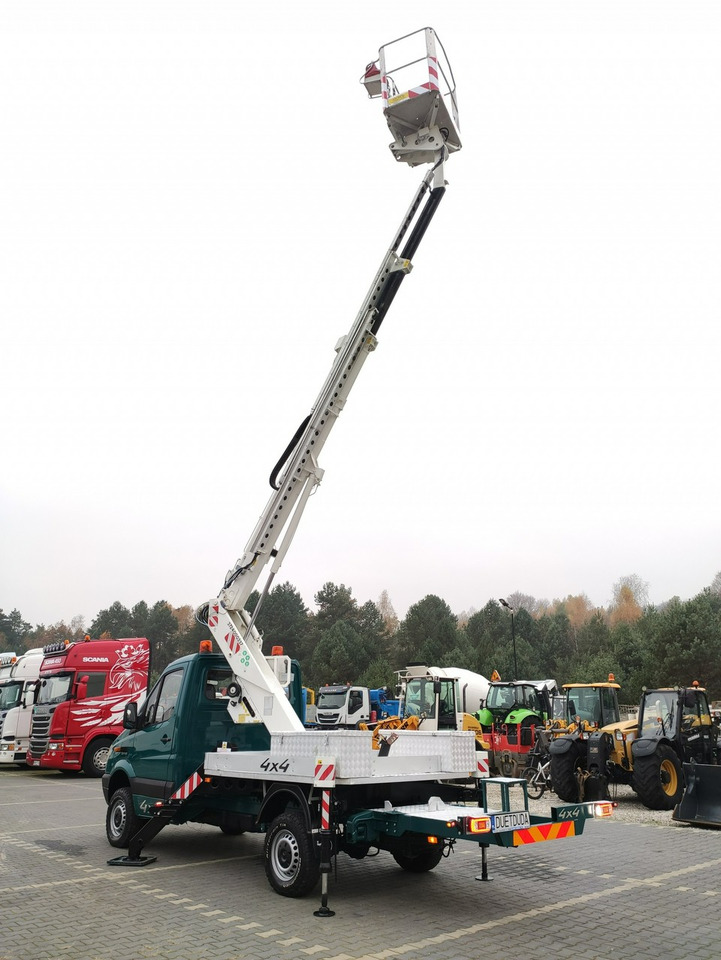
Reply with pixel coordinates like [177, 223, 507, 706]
[314, 758, 336, 787]
[426, 56, 440, 90]
[224, 631, 242, 656]
[406, 82, 436, 99]
[320, 789, 331, 830]
[170, 770, 202, 801]
[208, 605, 219, 628]
[476, 753, 490, 778]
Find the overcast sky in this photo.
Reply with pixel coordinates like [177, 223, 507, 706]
[2, 1, 719, 630]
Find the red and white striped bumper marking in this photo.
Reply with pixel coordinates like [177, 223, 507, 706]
[170, 771, 202, 802]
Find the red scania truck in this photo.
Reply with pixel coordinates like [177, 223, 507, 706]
[26, 636, 150, 776]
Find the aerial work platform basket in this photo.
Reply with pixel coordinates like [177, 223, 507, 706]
[361, 27, 462, 167]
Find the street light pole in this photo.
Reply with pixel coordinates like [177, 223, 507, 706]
[498, 598, 517, 680]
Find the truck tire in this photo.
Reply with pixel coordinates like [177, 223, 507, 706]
[633, 743, 684, 810]
[106, 786, 143, 848]
[264, 810, 319, 897]
[550, 744, 583, 802]
[82, 737, 114, 777]
[392, 843, 444, 873]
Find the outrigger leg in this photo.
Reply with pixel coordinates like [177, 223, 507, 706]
[313, 788, 336, 917]
[107, 768, 205, 867]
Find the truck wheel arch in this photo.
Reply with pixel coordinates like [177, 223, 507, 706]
[104, 767, 133, 804]
[259, 784, 313, 830]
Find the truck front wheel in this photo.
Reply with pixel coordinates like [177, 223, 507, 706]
[106, 786, 143, 848]
[264, 810, 319, 898]
[83, 737, 114, 777]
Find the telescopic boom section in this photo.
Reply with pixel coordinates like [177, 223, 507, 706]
[197, 29, 460, 734]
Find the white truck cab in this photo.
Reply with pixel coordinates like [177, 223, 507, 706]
[0, 648, 44, 765]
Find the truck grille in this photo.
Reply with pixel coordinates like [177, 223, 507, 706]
[317, 713, 340, 726]
[29, 714, 51, 759]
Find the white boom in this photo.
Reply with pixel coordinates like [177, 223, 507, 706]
[198, 28, 461, 734]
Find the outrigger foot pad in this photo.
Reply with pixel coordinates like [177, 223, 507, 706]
[313, 906, 335, 918]
[107, 855, 158, 867]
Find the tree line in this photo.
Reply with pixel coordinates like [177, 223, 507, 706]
[2, 572, 721, 704]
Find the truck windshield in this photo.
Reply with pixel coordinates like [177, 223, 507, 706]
[317, 691, 347, 709]
[0, 681, 22, 709]
[36, 674, 73, 705]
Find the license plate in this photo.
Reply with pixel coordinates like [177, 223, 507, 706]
[491, 810, 531, 832]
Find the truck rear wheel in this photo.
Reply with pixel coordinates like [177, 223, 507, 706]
[392, 843, 444, 873]
[106, 786, 143, 848]
[264, 810, 319, 897]
[633, 744, 684, 810]
[83, 737, 114, 777]
[550, 744, 583, 802]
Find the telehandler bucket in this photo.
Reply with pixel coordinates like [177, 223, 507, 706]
[672, 763, 721, 827]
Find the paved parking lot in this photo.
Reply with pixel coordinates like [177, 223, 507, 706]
[1, 767, 720, 960]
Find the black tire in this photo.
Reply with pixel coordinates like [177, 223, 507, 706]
[392, 843, 445, 873]
[106, 786, 143, 848]
[633, 744, 684, 810]
[82, 737, 114, 777]
[523, 765, 545, 800]
[550, 745, 583, 802]
[264, 810, 319, 897]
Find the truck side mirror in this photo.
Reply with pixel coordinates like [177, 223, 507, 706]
[123, 701, 139, 730]
[76, 675, 89, 700]
[21, 681, 38, 708]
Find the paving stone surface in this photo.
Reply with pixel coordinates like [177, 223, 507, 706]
[1, 767, 720, 960]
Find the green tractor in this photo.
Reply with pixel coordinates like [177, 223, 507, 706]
[476, 678, 558, 778]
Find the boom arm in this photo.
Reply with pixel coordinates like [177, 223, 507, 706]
[198, 162, 447, 733]
[198, 29, 460, 735]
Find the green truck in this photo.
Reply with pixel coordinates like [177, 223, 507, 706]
[102, 29, 613, 911]
[103, 646, 612, 904]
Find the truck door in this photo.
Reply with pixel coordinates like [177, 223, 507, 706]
[346, 688, 368, 727]
[681, 691, 716, 763]
[130, 666, 185, 804]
